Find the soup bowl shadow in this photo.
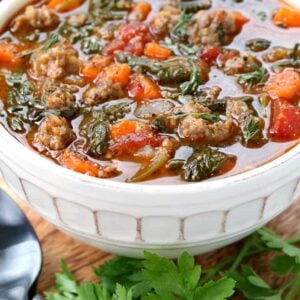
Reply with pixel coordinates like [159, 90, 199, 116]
[0, 0, 299, 258]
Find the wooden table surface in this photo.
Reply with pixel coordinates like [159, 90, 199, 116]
[2, 181, 300, 293]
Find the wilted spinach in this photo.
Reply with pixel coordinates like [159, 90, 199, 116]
[117, 52, 194, 84]
[183, 146, 233, 182]
[59, 21, 93, 44]
[89, 0, 130, 26]
[80, 102, 132, 157]
[4, 73, 45, 132]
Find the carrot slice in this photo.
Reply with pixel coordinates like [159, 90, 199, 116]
[265, 69, 300, 101]
[0, 44, 24, 68]
[128, 75, 161, 101]
[273, 6, 300, 28]
[104, 64, 131, 87]
[59, 149, 100, 177]
[81, 55, 112, 81]
[130, 2, 152, 21]
[110, 120, 139, 140]
[48, 0, 85, 13]
[232, 11, 249, 31]
[144, 42, 172, 60]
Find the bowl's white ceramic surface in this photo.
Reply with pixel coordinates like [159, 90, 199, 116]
[0, 0, 299, 258]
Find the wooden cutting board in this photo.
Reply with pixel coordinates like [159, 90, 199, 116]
[1, 181, 300, 293]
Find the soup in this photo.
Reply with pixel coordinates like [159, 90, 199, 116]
[0, 0, 299, 184]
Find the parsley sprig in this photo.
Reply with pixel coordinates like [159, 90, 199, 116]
[45, 228, 300, 300]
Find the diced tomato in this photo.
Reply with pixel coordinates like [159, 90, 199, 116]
[119, 22, 152, 43]
[103, 39, 126, 56]
[265, 69, 300, 101]
[198, 47, 221, 64]
[217, 49, 238, 64]
[269, 99, 300, 141]
[128, 75, 161, 101]
[124, 38, 146, 56]
[104, 22, 153, 56]
[273, 6, 300, 28]
[109, 132, 162, 155]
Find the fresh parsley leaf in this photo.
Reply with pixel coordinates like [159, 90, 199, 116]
[143, 251, 201, 299]
[239, 64, 268, 86]
[77, 282, 111, 300]
[94, 256, 151, 298]
[195, 277, 236, 300]
[54, 259, 77, 295]
[229, 265, 281, 300]
[242, 116, 260, 144]
[269, 255, 297, 276]
[258, 228, 300, 263]
[112, 284, 133, 300]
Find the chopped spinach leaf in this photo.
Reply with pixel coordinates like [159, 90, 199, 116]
[80, 102, 132, 156]
[117, 53, 192, 83]
[180, 60, 202, 94]
[169, 111, 221, 123]
[183, 146, 232, 182]
[257, 11, 267, 21]
[20, 34, 60, 58]
[60, 21, 93, 44]
[239, 64, 268, 86]
[172, 10, 193, 39]
[242, 116, 260, 144]
[82, 37, 102, 54]
[163, 37, 199, 56]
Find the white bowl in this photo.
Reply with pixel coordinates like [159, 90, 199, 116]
[0, 0, 299, 258]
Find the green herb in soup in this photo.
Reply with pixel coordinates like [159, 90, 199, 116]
[0, 0, 299, 183]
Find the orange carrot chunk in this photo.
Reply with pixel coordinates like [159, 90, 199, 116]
[144, 42, 172, 60]
[0, 44, 24, 68]
[273, 6, 300, 28]
[81, 55, 112, 81]
[130, 2, 152, 21]
[104, 64, 132, 87]
[48, 0, 85, 13]
[265, 69, 300, 101]
[60, 149, 100, 177]
[232, 11, 249, 32]
[128, 75, 161, 101]
[110, 120, 139, 140]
